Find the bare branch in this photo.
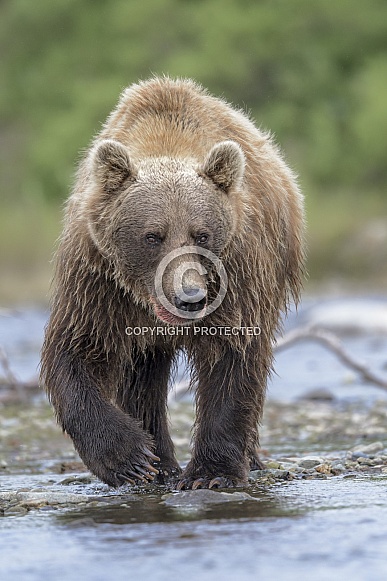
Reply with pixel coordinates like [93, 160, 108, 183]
[0, 346, 40, 403]
[0, 346, 18, 387]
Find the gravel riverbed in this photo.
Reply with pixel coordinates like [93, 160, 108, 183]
[1, 396, 387, 516]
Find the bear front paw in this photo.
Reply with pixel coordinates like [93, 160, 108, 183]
[71, 415, 160, 487]
[88, 442, 160, 488]
[113, 445, 160, 486]
[175, 453, 250, 490]
[176, 461, 248, 490]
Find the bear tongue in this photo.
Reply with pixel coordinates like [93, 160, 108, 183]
[152, 301, 190, 326]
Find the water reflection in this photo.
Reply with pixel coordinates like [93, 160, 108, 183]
[57, 487, 305, 528]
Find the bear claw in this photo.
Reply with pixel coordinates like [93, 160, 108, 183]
[117, 473, 136, 485]
[208, 477, 226, 489]
[176, 475, 244, 490]
[192, 478, 206, 490]
[143, 448, 160, 462]
[110, 449, 160, 486]
[133, 464, 158, 480]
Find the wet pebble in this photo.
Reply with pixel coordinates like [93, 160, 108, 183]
[310, 473, 328, 480]
[350, 451, 370, 460]
[0, 491, 18, 502]
[315, 463, 332, 475]
[357, 457, 380, 466]
[265, 461, 282, 469]
[297, 457, 325, 469]
[59, 475, 94, 486]
[330, 461, 345, 474]
[250, 469, 293, 481]
[250, 449, 387, 482]
[3, 505, 28, 516]
[15, 491, 90, 508]
[352, 441, 384, 455]
[278, 462, 300, 472]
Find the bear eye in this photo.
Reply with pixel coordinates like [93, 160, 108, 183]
[145, 233, 162, 247]
[195, 233, 209, 246]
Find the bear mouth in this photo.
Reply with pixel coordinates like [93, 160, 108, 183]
[150, 299, 206, 326]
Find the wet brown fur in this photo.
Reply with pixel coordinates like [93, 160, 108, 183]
[41, 77, 305, 488]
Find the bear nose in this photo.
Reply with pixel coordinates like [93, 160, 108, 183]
[174, 288, 207, 313]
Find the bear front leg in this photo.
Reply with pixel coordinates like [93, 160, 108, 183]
[177, 343, 266, 490]
[41, 352, 159, 487]
[116, 348, 181, 483]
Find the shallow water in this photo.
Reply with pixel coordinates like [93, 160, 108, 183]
[1, 297, 387, 581]
[1, 476, 387, 581]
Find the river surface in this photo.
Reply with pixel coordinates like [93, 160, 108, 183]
[1, 296, 387, 581]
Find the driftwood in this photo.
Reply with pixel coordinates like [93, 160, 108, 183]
[0, 325, 387, 402]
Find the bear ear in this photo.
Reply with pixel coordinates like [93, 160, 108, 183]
[201, 141, 245, 193]
[92, 139, 136, 193]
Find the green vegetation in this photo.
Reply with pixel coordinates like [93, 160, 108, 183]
[1, 0, 386, 303]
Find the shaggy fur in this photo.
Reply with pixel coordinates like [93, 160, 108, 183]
[41, 77, 305, 489]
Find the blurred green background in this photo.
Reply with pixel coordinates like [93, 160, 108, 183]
[1, 0, 386, 304]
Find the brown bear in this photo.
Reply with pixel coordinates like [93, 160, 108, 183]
[40, 76, 304, 489]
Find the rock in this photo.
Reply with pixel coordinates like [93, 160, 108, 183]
[250, 469, 293, 481]
[331, 460, 345, 468]
[351, 451, 370, 460]
[162, 489, 258, 508]
[331, 463, 345, 474]
[250, 469, 276, 479]
[16, 491, 90, 507]
[3, 506, 28, 516]
[59, 475, 94, 485]
[278, 462, 299, 472]
[292, 466, 307, 474]
[315, 463, 332, 474]
[352, 442, 384, 455]
[269, 469, 293, 480]
[297, 457, 325, 469]
[357, 457, 379, 466]
[0, 491, 18, 502]
[265, 461, 282, 469]
[250, 470, 268, 480]
[298, 388, 335, 402]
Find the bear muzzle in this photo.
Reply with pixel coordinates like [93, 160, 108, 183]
[174, 287, 207, 313]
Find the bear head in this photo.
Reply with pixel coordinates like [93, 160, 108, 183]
[86, 139, 245, 325]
